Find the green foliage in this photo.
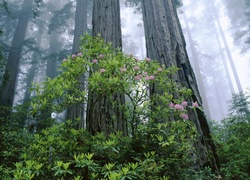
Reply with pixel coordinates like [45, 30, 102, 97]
[30, 34, 192, 133]
[0, 35, 216, 179]
[228, 92, 250, 122]
[210, 92, 250, 179]
[0, 119, 200, 179]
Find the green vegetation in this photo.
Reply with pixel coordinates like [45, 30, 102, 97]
[210, 92, 250, 179]
[0, 35, 249, 179]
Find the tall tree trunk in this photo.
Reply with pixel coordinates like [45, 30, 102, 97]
[210, 1, 243, 93]
[182, 11, 212, 120]
[141, 0, 219, 172]
[45, 31, 59, 79]
[23, 31, 43, 103]
[86, 0, 127, 135]
[72, 0, 88, 53]
[212, 21, 235, 94]
[0, 0, 32, 116]
[92, 0, 122, 48]
[66, 0, 88, 129]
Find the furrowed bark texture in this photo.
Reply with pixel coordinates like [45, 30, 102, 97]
[141, 0, 219, 171]
[66, 0, 88, 129]
[86, 0, 127, 135]
[0, 0, 32, 115]
[72, 0, 88, 53]
[92, 0, 122, 49]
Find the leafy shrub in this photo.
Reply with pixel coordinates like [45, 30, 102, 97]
[1, 119, 199, 179]
[0, 35, 217, 179]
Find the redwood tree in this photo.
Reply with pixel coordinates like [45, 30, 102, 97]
[141, 0, 219, 171]
[0, 0, 33, 116]
[86, 0, 127, 135]
[66, 0, 88, 129]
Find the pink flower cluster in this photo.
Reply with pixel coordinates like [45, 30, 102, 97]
[157, 67, 163, 72]
[168, 101, 200, 120]
[181, 114, 189, 120]
[134, 66, 140, 70]
[192, 101, 198, 107]
[145, 75, 155, 80]
[99, 68, 106, 73]
[77, 52, 83, 57]
[134, 74, 142, 80]
[99, 54, 104, 59]
[92, 59, 98, 63]
[120, 67, 127, 72]
[72, 54, 76, 59]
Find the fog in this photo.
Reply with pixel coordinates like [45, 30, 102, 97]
[1, 0, 249, 122]
[120, 0, 250, 121]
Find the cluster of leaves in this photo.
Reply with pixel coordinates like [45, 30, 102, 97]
[0, 119, 202, 179]
[210, 92, 250, 179]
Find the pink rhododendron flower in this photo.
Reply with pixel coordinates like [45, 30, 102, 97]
[137, 74, 142, 78]
[149, 75, 155, 80]
[174, 104, 184, 110]
[145, 57, 151, 62]
[192, 101, 198, 107]
[143, 72, 148, 75]
[134, 66, 139, 70]
[157, 67, 163, 71]
[134, 75, 141, 80]
[169, 103, 175, 108]
[120, 67, 127, 72]
[99, 68, 106, 73]
[181, 101, 188, 107]
[92, 59, 98, 63]
[181, 114, 189, 120]
[72, 54, 76, 59]
[77, 52, 83, 57]
[99, 54, 104, 59]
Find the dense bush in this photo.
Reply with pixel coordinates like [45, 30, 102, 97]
[0, 120, 200, 179]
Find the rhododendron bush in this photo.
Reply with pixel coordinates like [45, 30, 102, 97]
[30, 35, 197, 130]
[0, 35, 217, 179]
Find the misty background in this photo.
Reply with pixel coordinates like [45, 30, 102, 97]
[1, 0, 249, 122]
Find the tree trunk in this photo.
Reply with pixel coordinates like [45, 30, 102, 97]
[45, 31, 59, 79]
[0, 0, 33, 116]
[72, 0, 88, 53]
[86, 0, 127, 135]
[66, 0, 88, 129]
[92, 0, 122, 49]
[212, 21, 235, 94]
[210, 1, 243, 93]
[182, 11, 212, 120]
[23, 32, 43, 103]
[141, 0, 219, 172]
